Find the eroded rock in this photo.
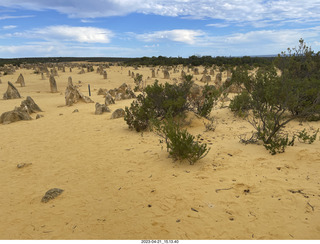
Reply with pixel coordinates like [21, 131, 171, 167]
[3, 81, 21, 100]
[95, 102, 110, 115]
[111, 108, 125, 119]
[65, 80, 93, 106]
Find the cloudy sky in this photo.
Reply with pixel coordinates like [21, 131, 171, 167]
[0, 0, 320, 58]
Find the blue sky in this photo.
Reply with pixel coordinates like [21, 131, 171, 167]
[0, 0, 320, 58]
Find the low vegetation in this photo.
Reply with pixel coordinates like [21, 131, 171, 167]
[153, 118, 210, 165]
[228, 39, 320, 154]
[124, 75, 219, 163]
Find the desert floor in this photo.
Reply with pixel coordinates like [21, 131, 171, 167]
[0, 64, 319, 240]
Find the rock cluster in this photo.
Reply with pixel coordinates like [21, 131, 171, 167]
[65, 80, 94, 106]
[0, 96, 42, 124]
[95, 102, 110, 115]
[98, 83, 135, 104]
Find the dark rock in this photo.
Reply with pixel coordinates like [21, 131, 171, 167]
[41, 188, 64, 203]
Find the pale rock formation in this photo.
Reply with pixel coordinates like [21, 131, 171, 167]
[49, 75, 58, 93]
[200, 74, 211, 83]
[193, 68, 199, 75]
[105, 92, 115, 105]
[111, 108, 125, 119]
[97, 88, 108, 96]
[0, 107, 31, 124]
[215, 73, 222, 86]
[95, 102, 110, 115]
[65, 80, 94, 106]
[3, 81, 21, 99]
[16, 73, 25, 87]
[0, 96, 41, 124]
[21, 96, 42, 113]
[163, 70, 170, 79]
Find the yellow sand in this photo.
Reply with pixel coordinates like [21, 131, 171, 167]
[0, 65, 319, 240]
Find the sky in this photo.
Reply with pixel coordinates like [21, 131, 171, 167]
[0, 0, 320, 58]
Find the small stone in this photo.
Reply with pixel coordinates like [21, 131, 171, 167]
[72, 109, 79, 113]
[41, 188, 64, 203]
[17, 163, 32, 168]
[36, 114, 44, 119]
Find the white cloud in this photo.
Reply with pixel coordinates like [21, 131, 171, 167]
[206, 23, 230, 28]
[1, 0, 320, 25]
[12, 25, 113, 43]
[0, 42, 151, 58]
[2, 25, 17, 29]
[81, 19, 95, 23]
[0, 15, 34, 20]
[136, 29, 205, 45]
[191, 27, 320, 56]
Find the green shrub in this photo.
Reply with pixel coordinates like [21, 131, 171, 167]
[274, 39, 320, 120]
[229, 90, 252, 116]
[124, 95, 152, 132]
[154, 119, 210, 164]
[297, 129, 319, 144]
[124, 79, 192, 132]
[193, 84, 220, 118]
[256, 124, 295, 155]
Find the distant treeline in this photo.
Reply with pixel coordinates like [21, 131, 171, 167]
[0, 57, 131, 67]
[124, 55, 276, 67]
[0, 55, 276, 67]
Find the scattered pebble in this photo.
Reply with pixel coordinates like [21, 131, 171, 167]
[41, 188, 64, 203]
[17, 163, 32, 168]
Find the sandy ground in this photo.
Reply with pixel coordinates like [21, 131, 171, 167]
[0, 64, 319, 240]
